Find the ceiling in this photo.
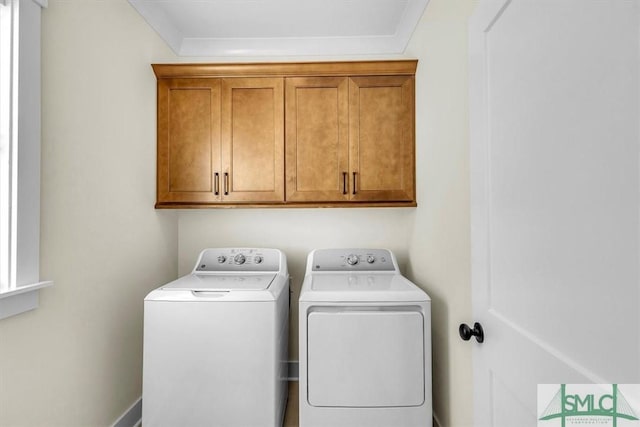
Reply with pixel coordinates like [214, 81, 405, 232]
[127, 0, 430, 57]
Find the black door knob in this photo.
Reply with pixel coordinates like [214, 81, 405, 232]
[459, 322, 484, 343]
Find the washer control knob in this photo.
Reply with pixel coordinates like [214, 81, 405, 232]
[346, 254, 359, 266]
[366, 255, 376, 264]
[233, 254, 246, 265]
[254, 255, 263, 264]
[217, 255, 227, 263]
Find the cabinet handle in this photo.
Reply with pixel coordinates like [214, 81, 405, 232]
[224, 172, 229, 195]
[342, 172, 347, 195]
[214, 172, 220, 195]
[352, 172, 357, 195]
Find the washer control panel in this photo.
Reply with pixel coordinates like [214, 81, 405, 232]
[194, 248, 280, 272]
[311, 249, 396, 272]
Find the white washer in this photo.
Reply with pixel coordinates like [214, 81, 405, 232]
[143, 248, 289, 427]
[299, 248, 432, 427]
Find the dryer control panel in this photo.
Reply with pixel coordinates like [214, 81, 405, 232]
[194, 248, 281, 273]
[311, 249, 396, 272]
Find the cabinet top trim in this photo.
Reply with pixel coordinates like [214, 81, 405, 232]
[152, 60, 417, 79]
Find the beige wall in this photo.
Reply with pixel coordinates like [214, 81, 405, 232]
[0, 1, 178, 426]
[405, 1, 475, 426]
[0, 0, 474, 425]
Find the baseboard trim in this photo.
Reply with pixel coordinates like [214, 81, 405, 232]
[433, 411, 443, 427]
[111, 397, 142, 427]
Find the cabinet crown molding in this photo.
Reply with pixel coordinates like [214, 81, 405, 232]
[154, 60, 417, 208]
[152, 60, 418, 79]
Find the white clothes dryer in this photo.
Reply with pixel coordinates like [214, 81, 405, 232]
[299, 248, 432, 427]
[143, 248, 289, 427]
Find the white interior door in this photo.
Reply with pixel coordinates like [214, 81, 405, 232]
[469, 1, 640, 426]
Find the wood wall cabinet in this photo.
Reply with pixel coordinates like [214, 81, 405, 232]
[285, 77, 349, 202]
[156, 76, 283, 206]
[349, 76, 415, 202]
[157, 78, 221, 204]
[285, 75, 415, 203]
[153, 61, 416, 208]
[221, 78, 284, 203]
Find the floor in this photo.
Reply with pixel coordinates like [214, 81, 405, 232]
[283, 381, 299, 427]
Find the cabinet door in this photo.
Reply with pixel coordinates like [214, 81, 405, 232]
[285, 77, 349, 202]
[349, 76, 415, 202]
[157, 78, 221, 204]
[221, 78, 284, 203]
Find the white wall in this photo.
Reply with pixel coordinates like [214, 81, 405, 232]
[0, 0, 474, 425]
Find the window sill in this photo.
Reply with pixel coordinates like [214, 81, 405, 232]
[0, 281, 53, 320]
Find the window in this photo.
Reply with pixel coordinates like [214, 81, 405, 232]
[0, 0, 18, 293]
[0, 0, 51, 320]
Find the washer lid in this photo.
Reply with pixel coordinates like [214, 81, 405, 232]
[160, 273, 276, 291]
[300, 273, 430, 302]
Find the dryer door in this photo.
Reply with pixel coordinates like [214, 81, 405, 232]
[307, 307, 425, 407]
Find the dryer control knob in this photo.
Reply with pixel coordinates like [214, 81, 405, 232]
[366, 255, 376, 264]
[346, 254, 359, 266]
[233, 254, 246, 265]
[254, 255, 263, 264]
[217, 255, 227, 263]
